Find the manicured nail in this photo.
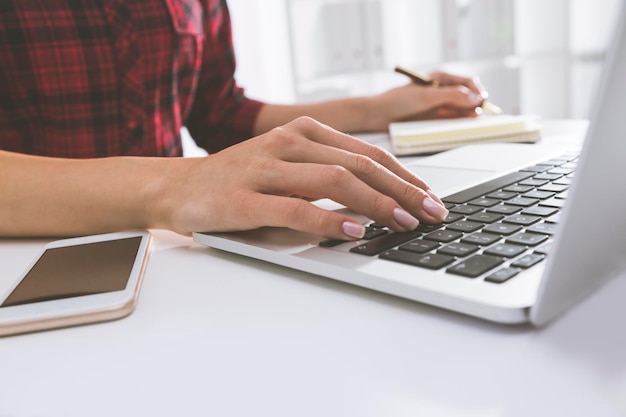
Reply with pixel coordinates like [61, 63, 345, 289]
[342, 221, 365, 239]
[423, 197, 449, 220]
[426, 190, 444, 206]
[393, 207, 419, 231]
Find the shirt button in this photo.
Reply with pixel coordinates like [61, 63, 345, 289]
[127, 119, 140, 130]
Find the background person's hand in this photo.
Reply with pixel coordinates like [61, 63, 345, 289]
[162, 117, 449, 239]
[375, 70, 488, 123]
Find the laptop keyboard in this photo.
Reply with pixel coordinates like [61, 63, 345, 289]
[320, 152, 578, 284]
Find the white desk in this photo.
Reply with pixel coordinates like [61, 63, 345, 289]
[1, 121, 625, 417]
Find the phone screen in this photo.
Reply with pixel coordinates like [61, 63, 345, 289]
[1, 236, 143, 307]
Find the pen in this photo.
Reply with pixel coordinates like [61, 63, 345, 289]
[394, 65, 503, 114]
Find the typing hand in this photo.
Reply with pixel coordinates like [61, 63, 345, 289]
[162, 117, 449, 239]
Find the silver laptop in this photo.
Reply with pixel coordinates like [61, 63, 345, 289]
[194, 8, 626, 326]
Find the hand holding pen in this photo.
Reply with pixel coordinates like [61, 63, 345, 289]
[394, 65, 502, 117]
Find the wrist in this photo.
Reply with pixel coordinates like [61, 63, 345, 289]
[360, 94, 392, 132]
[131, 157, 182, 232]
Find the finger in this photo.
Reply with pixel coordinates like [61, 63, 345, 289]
[243, 193, 368, 240]
[259, 160, 447, 229]
[287, 117, 433, 192]
[421, 85, 484, 111]
[432, 106, 482, 119]
[429, 71, 487, 97]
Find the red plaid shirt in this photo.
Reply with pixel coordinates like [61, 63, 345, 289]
[0, 0, 264, 157]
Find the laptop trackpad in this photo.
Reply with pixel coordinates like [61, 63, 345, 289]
[407, 166, 496, 198]
[403, 143, 562, 198]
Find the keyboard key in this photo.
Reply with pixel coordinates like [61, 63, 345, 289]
[549, 167, 575, 175]
[350, 230, 422, 256]
[485, 243, 527, 258]
[483, 223, 523, 236]
[521, 206, 558, 217]
[526, 222, 559, 235]
[461, 233, 501, 246]
[533, 173, 563, 181]
[367, 222, 386, 229]
[442, 171, 534, 204]
[554, 177, 572, 186]
[486, 204, 522, 215]
[319, 239, 347, 247]
[447, 255, 504, 278]
[506, 196, 540, 207]
[437, 242, 480, 257]
[511, 253, 545, 268]
[467, 197, 500, 207]
[538, 183, 568, 193]
[519, 179, 549, 187]
[545, 213, 562, 223]
[556, 190, 569, 199]
[399, 239, 440, 253]
[521, 164, 552, 173]
[423, 229, 464, 243]
[485, 267, 521, 283]
[443, 213, 465, 223]
[504, 184, 533, 193]
[486, 190, 517, 200]
[522, 190, 555, 199]
[506, 232, 549, 246]
[534, 242, 553, 255]
[363, 228, 388, 240]
[467, 212, 504, 224]
[446, 220, 484, 233]
[380, 250, 455, 269]
[416, 223, 444, 233]
[540, 197, 566, 208]
[503, 214, 540, 226]
[449, 205, 483, 215]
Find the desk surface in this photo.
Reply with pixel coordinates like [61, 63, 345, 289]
[2, 120, 625, 417]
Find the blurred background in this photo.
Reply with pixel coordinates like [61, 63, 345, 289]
[226, 0, 622, 120]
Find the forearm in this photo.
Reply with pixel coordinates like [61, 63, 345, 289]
[0, 151, 174, 237]
[253, 95, 389, 135]
[252, 78, 486, 136]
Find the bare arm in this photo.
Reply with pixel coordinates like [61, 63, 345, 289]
[0, 118, 448, 238]
[253, 71, 487, 135]
[0, 150, 167, 236]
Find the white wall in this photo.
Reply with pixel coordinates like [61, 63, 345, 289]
[226, 0, 622, 119]
[227, 0, 295, 103]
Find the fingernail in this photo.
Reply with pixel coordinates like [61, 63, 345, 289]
[393, 208, 419, 231]
[426, 190, 444, 206]
[342, 221, 365, 239]
[423, 197, 449, 220]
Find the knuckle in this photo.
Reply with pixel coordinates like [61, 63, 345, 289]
[279, 199, 329, 232]
[350, 153, 383, 179]
[266, 126, 296, 147]
[320, 164, 350, 187]
[362, 144, 394, 165]
[279, 199, 308, 222]
[291, 115, 321, 131]
[398, 182, 421, 204]
[371, 193, 394, 213]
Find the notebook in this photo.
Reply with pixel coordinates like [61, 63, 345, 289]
[193, 7, 626, 326]
[389, 114, 542, 155]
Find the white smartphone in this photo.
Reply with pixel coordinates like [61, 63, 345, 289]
[0, 231, 152, 337]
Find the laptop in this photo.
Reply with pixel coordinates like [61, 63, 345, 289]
[194, 7, 626, 326]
